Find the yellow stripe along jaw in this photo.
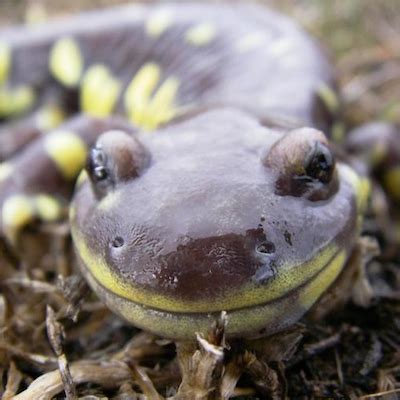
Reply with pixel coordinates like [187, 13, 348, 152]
[71, 216, 346, 314]
[80, 247, 348, 340]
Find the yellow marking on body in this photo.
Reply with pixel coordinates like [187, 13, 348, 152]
[370, 142, 387, 167]
[185, 23, 216, 46]
[0, 162, 12, 182]
[81, 64, 122, 117]
[2, 195, 35, 244]
[68, 204, 76, 222]
[49, 37, 83, 87]
[84, 248, 345, 341]
[299, 250, 346, 308]
[124, 63, 180, 130]
[146, 9, 173, 37]
[235, 32, 266, 53]
[339, 164, 370, 210]
[72, 217, 340, 313]
[44, 131, 87, 180]
[0, 42, 11, 85]
[98, 191, 121, 211]
[125, 63, 161, 125]
[144, 76, 180, 130]
[317, 83, 339, 113]
[383, 166, 400, 201]
[34, 194, 62, 222]
[36, 105, 65, 131]
[75, 169, 88, 188]
[331, 122, 345, 144]
[0, 85, 35, 117]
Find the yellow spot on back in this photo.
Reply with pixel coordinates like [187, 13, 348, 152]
[2, 195, 35, 244]
[49, 37, 83, 87]
[81, 64, 122, 117]
[34, 194, 62, 222]
[0, 42, 11, 85]
[146, 9, 173, 37]
[44, 130, 87, 180]
[317, 83, 339, 113]
[0, 86, 35, 118]
[125, 63, 161, 125]
[235, 32, 266, 53]
[36, 104, 65, 131]
[124, 63, 179, 130]
[383, 166, 400, 201]
[0, 162, 12, 182]
[185, 22, 216, 46]
[144, 76, 180, 130]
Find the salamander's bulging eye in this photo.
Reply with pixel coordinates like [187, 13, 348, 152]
[86, 130, 150, 198]
[262, 127, 338, 201]
[304, 142, 335, 184]
[88, 147, 109, 182]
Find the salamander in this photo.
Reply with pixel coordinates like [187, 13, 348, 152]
[0, 3, 394, 341]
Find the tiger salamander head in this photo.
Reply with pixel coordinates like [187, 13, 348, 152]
[70, 109, 369, 340]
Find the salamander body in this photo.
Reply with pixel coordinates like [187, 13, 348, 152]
[0, 3, 377, 340]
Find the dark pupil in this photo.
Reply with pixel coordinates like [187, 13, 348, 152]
[94, 166, 107, 180]
[305, 144, 333, 183]
[89, 148, 108, 182]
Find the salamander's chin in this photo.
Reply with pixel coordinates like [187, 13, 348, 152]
[75, 245, 347, 340]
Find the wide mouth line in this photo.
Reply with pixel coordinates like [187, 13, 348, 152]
[87, 246, 342, 315]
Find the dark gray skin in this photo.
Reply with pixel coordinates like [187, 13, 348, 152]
[71, 109, 363, 340]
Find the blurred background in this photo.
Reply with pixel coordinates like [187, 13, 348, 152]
[0, 0, 399, 128]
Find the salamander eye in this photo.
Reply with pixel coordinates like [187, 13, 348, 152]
[263, 127, 338, 201]
[88, 147, 110, 182]
[304, 142, 335, 184]
[86, 130, 150, 198]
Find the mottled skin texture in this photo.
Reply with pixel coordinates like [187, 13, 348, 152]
[0, 3, 372, 340]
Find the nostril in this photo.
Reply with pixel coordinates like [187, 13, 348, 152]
[112, 236, 125, 248]
[256, 241, 275, 255]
